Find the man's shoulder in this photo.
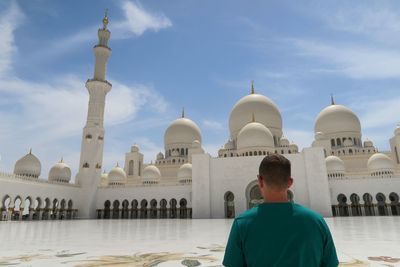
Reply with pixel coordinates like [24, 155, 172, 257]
[235, 206, 258, 221]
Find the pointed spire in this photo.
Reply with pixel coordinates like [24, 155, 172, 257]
[29, 148, 32, 154]
[330, 94, 335, 105]
[102, 9, 109, 29]
[60, 157, 64, 163]
[116, 162, 119, 167]
[251, 80, 255, 94]
[181, 107, 185, 118]
[251, 113, 255, 122]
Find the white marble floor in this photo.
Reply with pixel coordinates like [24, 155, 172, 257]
[0, 217, 399, 266]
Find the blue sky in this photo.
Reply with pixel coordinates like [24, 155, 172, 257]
[1, 0, 400, 179]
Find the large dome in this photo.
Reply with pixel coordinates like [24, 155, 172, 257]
[49, 159, 71, 183]
[237, 122, 274, 150]
[367, 153, 394, 172]
[164, 117, 202, 148]
[142, 165, 161, 180]
[108, 165, 127, 185]
[325, 156, 345, 173]
[229, 93, 282, 140]
[14, 150, 41, 178]
[315, 104, 361, 135]
[178, 163, 192, 179]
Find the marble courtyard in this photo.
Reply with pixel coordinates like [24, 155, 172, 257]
[1, 217, 400, 266]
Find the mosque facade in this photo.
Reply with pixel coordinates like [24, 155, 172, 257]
[1, 15, 400, 221]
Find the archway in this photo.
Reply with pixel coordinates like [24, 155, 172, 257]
[12, 196, 22, 221]
[22, 197, 32, 220]
[51, 199, 59, 220]
[131, 200, 138, 219]
[389, 192, 399, 216]
[150, 199, 157, 219]
[246, 181, 263, 209]
[363, 193, 374, 216]
[179, 198, 187, 219]
[32, 197, 41, 220]
[121, 200, 129, 219]
[224, 191, 235, 218]
[350, 193, 361, 216]
[337, 194, 349, 216]
[376, 193, 387, 216]
[42, 198, 51, 220]
[103, 200, 111, 219]
[1, 195, 11, 221]
[169, 199, 177, 218]
[140, 199, 148, 219]
[67, 200, 73, 219]
[112, 200, 120, 219]
[59, 199, 66, 220]
[160, 199, 167, 219]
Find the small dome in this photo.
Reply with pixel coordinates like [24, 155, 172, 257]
[178, 163, 192, 182]
[364, 139, 374, 148]
[224, 139, 235, 150]
[131, 144, 139, 153]
[49, 159, 71, 183]
[142, 165, 161, 180]
[315, 132, 324, 141]
[315, 104, 361, 135]
[100, 171, 108, 186]
[156, 152, 164, 160]
[280, 136, 290, 147]
[326, 156, 345, 173]
[289, 143, 298, 151]
[14, 150, 41, 178]
[108, 164, 127, 185]
[343, 139, 354, 147]
[237, 121, 274, 150]
[164, 117, 202, 148]
[229, 93, 282, 140]
[367, 153, 394, 172]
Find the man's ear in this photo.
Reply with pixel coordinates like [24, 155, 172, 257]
[288, 177, 293, 188]
[257, 175, 264, 189]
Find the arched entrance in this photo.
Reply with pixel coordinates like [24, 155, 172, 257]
[389, 192, 399, 216]
[112, 200, 120, 219]
[224, 191, 235, 218]
[350, 193, 361, 216]
[337, 194, 349, 216]
[246, 181, 264, 209]
[121, 200, 129, 219]
[376, 193, 387, 216]
[160, 199, 167, 218]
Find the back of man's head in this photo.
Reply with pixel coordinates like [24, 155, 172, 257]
[259, 154, 291, 190]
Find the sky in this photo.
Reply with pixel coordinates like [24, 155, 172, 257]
[1, 0, 400, 180]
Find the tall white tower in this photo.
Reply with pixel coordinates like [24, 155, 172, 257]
[76, 11, 112, 218]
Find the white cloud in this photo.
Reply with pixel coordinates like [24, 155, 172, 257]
[0, 1, 24, 76]
[291, 39, 400, 79]
[203, 120, 224, 131]
[113, 1, 172, 38]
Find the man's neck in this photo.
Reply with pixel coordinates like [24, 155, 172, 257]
[263, 190, 288, 203]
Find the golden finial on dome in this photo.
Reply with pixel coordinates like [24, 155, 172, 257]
[251, 80, 255, 94]
[60, 157, 64, 163]
[102, 8, 109, 29]
[29, 148, 32, 154]
[182, 107, 185, 118]
[251, 113, 255, 122]
[331, 94, 335, 105]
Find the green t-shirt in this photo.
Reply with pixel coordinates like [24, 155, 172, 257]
[223, 202, 339, 267]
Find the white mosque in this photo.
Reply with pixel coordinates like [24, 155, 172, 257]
[1, 14, 400, 221]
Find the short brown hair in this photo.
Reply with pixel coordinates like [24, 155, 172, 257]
[259, 154, 291, 189]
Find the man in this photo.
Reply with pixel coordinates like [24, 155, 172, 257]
[223, 154, 339, 267]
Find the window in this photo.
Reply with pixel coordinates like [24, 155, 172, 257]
[128, 160, 134, 176]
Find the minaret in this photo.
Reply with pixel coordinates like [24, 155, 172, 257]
[76, 11, 112, 218]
